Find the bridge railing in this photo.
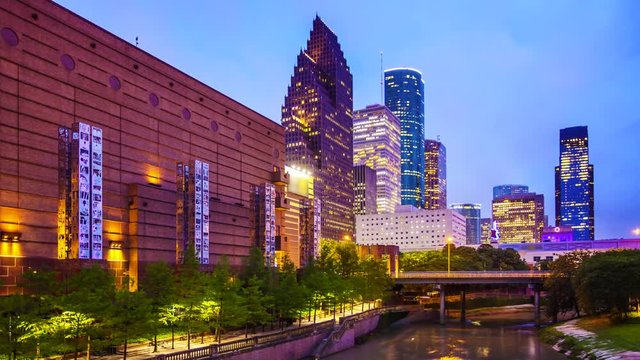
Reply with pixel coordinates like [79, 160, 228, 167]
[397, 270, 551, 278]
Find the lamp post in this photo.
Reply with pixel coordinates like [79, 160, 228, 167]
[447, 237, 452, 274]
[633, 228, 640, 237]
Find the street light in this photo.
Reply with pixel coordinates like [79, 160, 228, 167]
[447, 237, 452, 274]
[633, 228, 640, 237]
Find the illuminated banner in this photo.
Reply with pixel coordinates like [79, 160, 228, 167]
[57, 122, 103, 260]
[202, 162, 210, 264]
[176, 160, 210, 265]
[313, 198, 321, 259]
[90, 126, 103, 260]
[77, 123, 91, 259]
[264, 183, 276, 267]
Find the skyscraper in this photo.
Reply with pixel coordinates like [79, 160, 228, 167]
[493, 184, 529, 199]
[353, 165, 377, 215]
[480, 218, 492, 243]
[492, 193, 545, 243]
[424, 139, 446, 209]
[282, 16, 354, 243]
[384, 68, 425, 208]
[451, 203, 481, 245]
[555, 126, 595, 240]
[353, 104, 401, 214]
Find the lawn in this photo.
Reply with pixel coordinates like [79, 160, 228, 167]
[577, 313, 640, 351]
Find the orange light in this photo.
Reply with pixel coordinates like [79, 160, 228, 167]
[146, 165, 161, 186]
[633, 228, 640, 236]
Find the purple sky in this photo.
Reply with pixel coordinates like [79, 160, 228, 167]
[56, 0, 640, 239]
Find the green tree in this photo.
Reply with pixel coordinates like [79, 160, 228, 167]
[274, 258, 306, 327]
[159, 304, 182, 349]
[48, 311, 95, 360]
[243, 276, 272, 336]
[139, 262, 175, 352]
[0, 295, 28, 360]
[301, 260, 329, 323]
[175, 250, 206, 349]
[544, 250, 592, 322]
[108, 289, 152, 360]
[204, 258, 247, 343]
[17, 319, 51, 359]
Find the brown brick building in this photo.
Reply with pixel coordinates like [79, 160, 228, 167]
[0, 1, 287, 294]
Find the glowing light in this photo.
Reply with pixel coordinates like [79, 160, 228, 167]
[633, 228, 640, 236]
[146, 165, 161, 186]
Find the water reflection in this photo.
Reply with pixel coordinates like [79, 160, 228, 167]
[326, 321, 565, 360]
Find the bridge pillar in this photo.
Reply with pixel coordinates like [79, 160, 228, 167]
[529, 283, 542, 327]
[460, 289, 466, 323]
[439, 285, 446, 326]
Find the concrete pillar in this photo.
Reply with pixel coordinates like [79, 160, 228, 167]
[440, 286, 446, 326]
[534, 289, 541, 328]
[460, 290, 466, 323]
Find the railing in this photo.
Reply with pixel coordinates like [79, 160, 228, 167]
[155, 320, 335, 360]
[397, 271, 551, 279]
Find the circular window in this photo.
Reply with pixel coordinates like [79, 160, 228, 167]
[210, 120, 219, 132]
[60, 54, 75, 71]
[182, 108, 191, 120]
[149, 93, 159, 107]
[108, 75, 121, 90]
[235, 131, 242, 142]
[273, 148, 280, 159]
[1, 28, 18, 47]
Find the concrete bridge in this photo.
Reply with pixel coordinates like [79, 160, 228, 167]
[394, 271, 551, 326]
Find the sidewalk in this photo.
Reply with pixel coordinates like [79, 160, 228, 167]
[94, 302, 377, 360]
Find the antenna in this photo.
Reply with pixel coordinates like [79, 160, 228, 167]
[380, 51, 384, 104]
[135, 36, 139, 47]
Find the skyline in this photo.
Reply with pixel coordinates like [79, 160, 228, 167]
[55, 0, 640, 239]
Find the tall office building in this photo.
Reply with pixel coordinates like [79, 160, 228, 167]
[555, 126, 595, 241]
[282, 16, 354, 242]
[353, 104, 401, 214]
[424, 139, 447, 209]
[353, 165, 377, 215]
[493, 184, 529, 199]
[492, 193, 545, 243]
[384, 68, 425, 208]
[480, 218, 492, 244]
[451, 203, 481, 245]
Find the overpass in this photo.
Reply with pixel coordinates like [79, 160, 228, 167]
[394, 271, 552, 326]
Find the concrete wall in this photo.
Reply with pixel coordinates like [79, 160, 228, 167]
[219, 332, 326, 360]
[323, 315, 381, 357]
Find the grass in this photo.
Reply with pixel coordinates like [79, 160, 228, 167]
[577, 313, 640, 351]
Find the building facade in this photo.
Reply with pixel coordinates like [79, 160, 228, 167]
[384, 68, 425, 208]
[355, 205, 466, 252]
[451, 203, 481, 245]
[282, 16, 354, 243]
[555, 126, 595, 241]
[424, 139, 446, 209]
[353, 104, 401, 214]
[0, 1, 286, 294]
[480, 218, 492, 244]
[541, 226, 575, 242]
[493, 184, 529, 199]
[353, 165, 377, 216]
[492, 193, 545, 244]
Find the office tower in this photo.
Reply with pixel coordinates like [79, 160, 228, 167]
[355, 206, 466, 252]
[353, 104, 401, 213]
[480, 218, 492, 243]
[424, 139, 447, 209]
[492, 193, 545, 243]
[384, 68, 425, 208]
[555, 126, 595, 241]
[353, 165, 378, 215]
[493, 184, 529, 199]
[282, 16, 354, 242]
[541, 226, 575, 242]
[451, 203, 481, 245]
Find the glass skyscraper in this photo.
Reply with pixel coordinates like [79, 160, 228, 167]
[282, 16, 354, 242]
[353, 104, 401, 214]
[353, 165, 377, 216]
[492, 193, 545, 243]
[384, 68, 425, 208]
[424, 139, 446, 209]
[493, 184, 529, 199]
[451, 203, 481, 245]
[555, 126, 594, 241]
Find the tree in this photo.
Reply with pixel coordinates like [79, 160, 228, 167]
[139, 262, 175, 352]
[108, 289, 152, 360]
[17, 319, 51, 359]
[158, 304, 182, 349]
[242, 276, 272, 336]
[274, 258, 306, 328]
[575, 250, 640, 320]
[301, 260, 329, 323]
[0, 295, 28, 360]
[204, 258, 247, 343]
[544, 250, 592, 322]
[174, 250, 206, 350]
[48, 311, 95, 360]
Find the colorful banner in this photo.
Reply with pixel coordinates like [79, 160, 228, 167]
[194, 160, 203, 262]
[264, 183, 276, 267]
[201, 162, 210, 264]
[77, 123, 91, 259]
[90, 126, 103, 259]
[313, 198, 322, 260]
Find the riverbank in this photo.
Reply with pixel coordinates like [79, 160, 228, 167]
[540, 314, 640, 359]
